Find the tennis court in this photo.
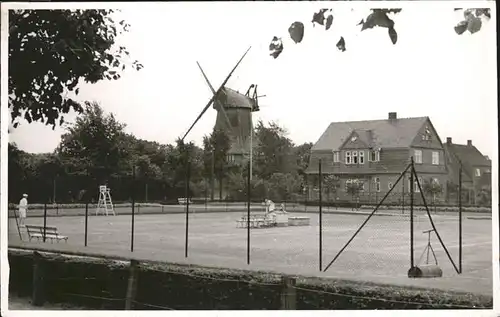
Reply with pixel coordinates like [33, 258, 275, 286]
[8, 209, 493, 295]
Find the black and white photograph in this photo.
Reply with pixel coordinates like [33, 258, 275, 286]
[1, 1, 498, 314]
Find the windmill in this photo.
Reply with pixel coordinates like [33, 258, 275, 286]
[182, 47, 264, 177]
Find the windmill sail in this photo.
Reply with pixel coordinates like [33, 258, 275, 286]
[181, 46, 252, 141]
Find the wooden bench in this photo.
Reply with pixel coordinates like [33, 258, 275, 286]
[177, 198, 193, 205]
[26, 225, 68, 243]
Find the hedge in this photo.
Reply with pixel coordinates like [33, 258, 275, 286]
[8, 250, 493, 310]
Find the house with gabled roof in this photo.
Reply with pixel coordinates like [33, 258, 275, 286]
[305, 112, 449, 203]
[443, 137, 492, 204]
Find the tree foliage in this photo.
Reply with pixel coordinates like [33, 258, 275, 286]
[269, 7, 491, 58]
[8, 103, 312, 203]
[56, 101, 128, 180]
[8, 9, 143, 128]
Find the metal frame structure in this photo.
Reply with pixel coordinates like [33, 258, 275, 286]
[321, 157, 462, 276]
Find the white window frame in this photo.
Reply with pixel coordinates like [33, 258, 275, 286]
[352, 151, 358, 164]
[359, 151, 365, 164]
[333, 151, 340, 163]
[374, 177, 381, 192]
[414, 177, 422, 192]
[475, 168, 481, 177]
[414, 150, 422, 164]
[345, 151, 352, 164]
[432, 151, 439, 165]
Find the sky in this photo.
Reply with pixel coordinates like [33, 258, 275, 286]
[5, 2, 498, 158]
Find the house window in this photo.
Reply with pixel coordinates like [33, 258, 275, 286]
[352, 151, 358, 164]
[333, 151, 340, 163]
[414, 177, 422, 192]
[345, 151, 352, 164]
[374, 177, 381, 192]
[475, 168, 481, 177]
[432, 151, 439, 165]
[414, 150, 422, 164]
[369, 150, 380, 162]
[432, 178, 439, 185]
[359, 151, 365, 164]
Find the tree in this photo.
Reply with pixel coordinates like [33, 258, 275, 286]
[56, 101, 128, 182]
[324, 174, 340, 204]
[346, 180, 364, 210]
[254, 120, 295, 179]
[134, 155, 162, 202]
[267, 172, 302, 203]
[8, 9, 143, 127]
[202, 129, 231, 199]
[294, 142, 313, 177]
[270, 8, 492, 58]
[422, 178, 443, 213]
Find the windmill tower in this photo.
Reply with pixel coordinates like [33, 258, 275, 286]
[182, 47, 264, 167]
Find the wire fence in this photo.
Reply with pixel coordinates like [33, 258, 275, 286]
[6, 159, 493, 309]
[8, 248, 490, 310]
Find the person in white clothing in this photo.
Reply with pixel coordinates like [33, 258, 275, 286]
[18, 194, 28, 227]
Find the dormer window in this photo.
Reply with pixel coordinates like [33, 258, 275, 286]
[352, 151, 358, 164]
[351, 136, 358, 142]
[345, 151, 352, 164]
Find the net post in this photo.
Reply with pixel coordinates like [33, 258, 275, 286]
[413, 165, 460, 274]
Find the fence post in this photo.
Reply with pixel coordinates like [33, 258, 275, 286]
[32, 251, 46, 306]
[247, 160, 251, 265]
[318, 159, 323, 272]
[280, 275, 297, 310]
[458, 163, 463, 274]
[131, 166, 136, 253]
[43, 203, 47, 243]
[410, 157, 415, 269]
[185, 161, 190, 258]
[125, 259, 139, 310]
[84, 202, 89, 247]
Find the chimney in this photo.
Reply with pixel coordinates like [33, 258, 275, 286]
[467, 140, 472, 147]
[446, 137, 452, 144]
[388, 112, 397, 120]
